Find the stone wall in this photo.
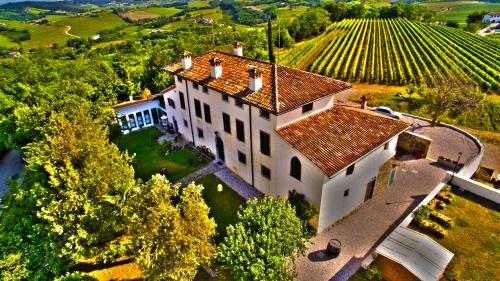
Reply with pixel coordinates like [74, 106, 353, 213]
[396, 131, 432, 158]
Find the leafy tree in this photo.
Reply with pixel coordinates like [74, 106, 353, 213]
[323, 2, 349, 22]
[129, 176, 216, 280]
[0, 111, 135, 279]
[467, 11, 487, 24]
[0, 253, 29, 280]
[218, 196, 308, 281]
[422, 84, 484, 126]
[288, 8, 331, 41]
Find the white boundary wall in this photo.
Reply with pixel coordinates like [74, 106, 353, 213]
[449, 172, 500, 204]
[401, 113, 484, 178]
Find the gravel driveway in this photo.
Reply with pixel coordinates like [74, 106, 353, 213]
[401, 116, 480, 164]
[295, 158, 448, 281]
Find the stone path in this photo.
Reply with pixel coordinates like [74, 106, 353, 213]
[295, 157, 447, 281]
[214, 167, 263, 200]
[0, 150, 25, 206]
[175, 162, 221, 186]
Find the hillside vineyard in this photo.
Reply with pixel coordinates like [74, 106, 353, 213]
[280, 18, 500, 91]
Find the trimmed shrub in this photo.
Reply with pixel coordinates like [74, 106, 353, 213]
[430, 211, 454, 229]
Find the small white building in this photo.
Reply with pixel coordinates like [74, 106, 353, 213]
[113, 86, 175, 134]
[483, 12, 500, 23]
[156, 45, 409, 231]
[375, 226, 454, 281]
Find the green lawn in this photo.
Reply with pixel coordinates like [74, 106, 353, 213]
[196, 174, 246, 243]
[113, 127, 208, 182]
[0, 33, 18, 49]
[411, 189, 500, 280]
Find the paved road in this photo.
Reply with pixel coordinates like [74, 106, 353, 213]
[0, 150, 25, 203]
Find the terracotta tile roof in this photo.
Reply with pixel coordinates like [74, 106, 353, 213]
[276, 106, 410, 176]
[165, 51, 351, 113]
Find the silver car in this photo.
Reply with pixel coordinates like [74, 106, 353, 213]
[372, 106, 402, 119]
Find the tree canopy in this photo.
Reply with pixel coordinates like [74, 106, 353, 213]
[129, 176, 216, 280]
[218, 196, 308, 281]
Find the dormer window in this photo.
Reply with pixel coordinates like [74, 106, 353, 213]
[302, 102, 313, 113]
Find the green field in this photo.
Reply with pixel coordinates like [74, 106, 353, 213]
[278, 5, 309, 19]
[0, 33, 17, 48]
[422, 1, 500, 24]
[53, 12, 128, 38]
[25, 7, 50, 15]
[141, 7, 182, 17]
[188, 1, 211, 8]
[281, 18, 500, 92]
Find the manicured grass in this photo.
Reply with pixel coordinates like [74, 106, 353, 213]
[412, 189, 500, 280]
[196, 174, 246, 243]
[113, 127, 208, 182]
[53, 12, 128, 38]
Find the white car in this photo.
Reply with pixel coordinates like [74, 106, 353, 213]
[372, 106, 402, 119]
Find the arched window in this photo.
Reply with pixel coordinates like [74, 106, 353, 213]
[290, 157, 301, 181]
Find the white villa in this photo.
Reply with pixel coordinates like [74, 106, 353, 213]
[117, 43, 410, 232]
[483, 12, 500, 23]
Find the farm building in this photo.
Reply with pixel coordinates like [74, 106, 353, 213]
[156, 44, 410, 231]
[483, 12, 500, 23]
[375, 226, 454, 281]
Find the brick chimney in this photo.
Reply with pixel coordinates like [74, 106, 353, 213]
[248, 66, 262, 92]
[233, 42, 243, 57]
[180, 51, 191, 70]
[209, 57, 222, 79]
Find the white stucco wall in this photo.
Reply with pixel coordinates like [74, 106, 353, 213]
[318, 135, 399, 232]
[272, 136, 328, 207]
[276, 95, 334, 128]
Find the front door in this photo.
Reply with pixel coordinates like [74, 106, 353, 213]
[364, 178, 376, 202]
[216, 136, 225, 162]
[173, 118, 179, 133]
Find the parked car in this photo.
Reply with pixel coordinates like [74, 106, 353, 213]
[372, 106, 402, 119]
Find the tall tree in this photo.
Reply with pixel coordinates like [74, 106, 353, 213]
[422, 84, 484, 126]
[267, 19, 276, 63]
[218, 196, 308, 281]
[0, 110, 135, 279]
[129, 176, 216, 281]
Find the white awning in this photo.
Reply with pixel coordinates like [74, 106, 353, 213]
[376, 226, 454, 281]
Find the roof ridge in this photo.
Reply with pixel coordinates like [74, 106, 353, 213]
[272, 63, 279, 113]
[277, 64, 352, 87]
[210, 50, 274, 66]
